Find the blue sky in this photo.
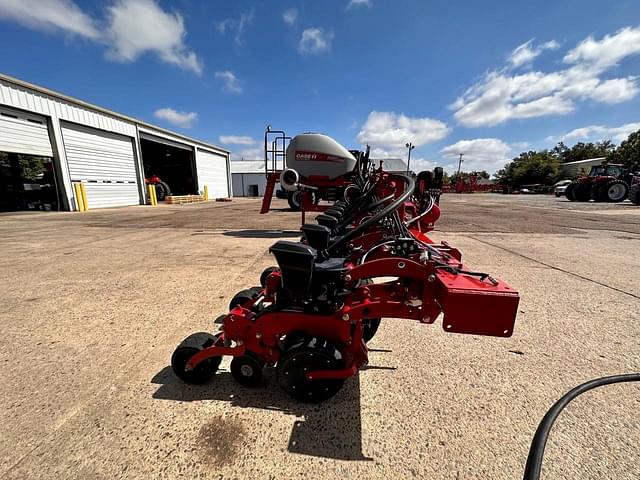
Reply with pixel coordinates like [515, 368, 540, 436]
[1, 0, 640, 173]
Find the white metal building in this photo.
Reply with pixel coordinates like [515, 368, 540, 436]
[560, 157, 606, 177]
[0, 73, 231, 212]
[231, 160, 275, 197]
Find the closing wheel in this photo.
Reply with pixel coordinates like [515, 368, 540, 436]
[277, 337, 345, 403]
[171, 332, 223, 384]
[228, 287, 262, 310]
[362, 318, 381, 342]
[359, 278, 380, 342]
[230, 353, 264, 387]
[260, 266, 280, 287]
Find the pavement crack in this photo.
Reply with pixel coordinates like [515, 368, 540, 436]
[465, 235, 640, 300]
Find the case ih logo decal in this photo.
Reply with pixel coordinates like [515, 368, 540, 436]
[295, 151, 344, 163]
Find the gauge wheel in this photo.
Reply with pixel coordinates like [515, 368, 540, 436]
[171, 332, 223, 384]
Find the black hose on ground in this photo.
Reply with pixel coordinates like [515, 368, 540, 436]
[523, 373, 640, 480]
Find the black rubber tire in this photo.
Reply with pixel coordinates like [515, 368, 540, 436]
[260, 266, 280, 287]
[564, 182, 576, 201]
[230, 353, 264, 387]
[362, 318, 381, 342]
[287, 191, 302, 211]
[228, 288, 262, 310]
[415, 171, 434, 196]
[602, 179, 629, 202]
[629, 183, 640, 205]
[590, 184, 602, 202]
[155, 181, 171, 201]
[573, 182, 591, 201]
[153, 182, 165, 201]
[555, 192, 561, 198]
[277, 337, 345, 403]
[171, 332, 222, 384]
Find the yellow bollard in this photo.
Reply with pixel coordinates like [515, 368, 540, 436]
[147, 184, 157, 206]
[73, 183, 85, 212]
[203, 185, 209, 201]
[79, 182, 89, 211]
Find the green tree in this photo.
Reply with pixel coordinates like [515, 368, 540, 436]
[552, 141, 616, 163]
[608, 129, 640, 169]
[495, 151, 560, 187]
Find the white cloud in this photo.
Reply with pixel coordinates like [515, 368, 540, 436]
[219, 135, 256, 145]
[452, 27, 640, 127]
[563, 26, 640, 71]
[440, 138, 512, 173]
[589, 78, 639, 104]
[0, 0, 100, 39]
[153, 108, 197, 128]
[369, 146, 407, 158]
[408, 157, 438, 173]
[557, 122, 640, 143]
[282, 8, 297, 26]
[368, 146, 436, 174]
[357, 111, 450, 148]
[216, 9, 254, 45]
[215, 70, 242, 94]
[105, 0, 202, 74]
[0, 0, 203, 75]
[508, 39, 559, 68]
[230, 147, 262, 160]
[347, 0, 372, 10]
[298, 27, 334, 54]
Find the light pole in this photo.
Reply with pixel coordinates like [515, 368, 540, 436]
[405, 142, 415, 174]
[456, 153, 465, 178]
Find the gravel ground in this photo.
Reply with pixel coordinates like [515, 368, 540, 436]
[0, 194, 638, 480]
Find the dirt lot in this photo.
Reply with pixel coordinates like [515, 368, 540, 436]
[0, 194, 638, 480]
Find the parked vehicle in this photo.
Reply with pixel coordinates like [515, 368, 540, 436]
[565, 163, 633, 202]
[145, 175, 171, 201]
[553, 180, 572, 197]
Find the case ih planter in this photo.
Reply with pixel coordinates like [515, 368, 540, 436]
[172, 134, 520, 403]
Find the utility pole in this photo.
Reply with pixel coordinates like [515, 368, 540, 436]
[457, 153, 465, 177]
[405, 142, 415, 174]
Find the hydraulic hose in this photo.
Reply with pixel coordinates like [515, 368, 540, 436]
[326, 173, 415, 254]
[523, 373, 640, 480]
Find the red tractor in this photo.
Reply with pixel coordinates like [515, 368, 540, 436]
[564, 163, 632, 202]
[145, 175, 171, 201]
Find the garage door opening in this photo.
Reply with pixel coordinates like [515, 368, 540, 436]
[0, 152, 61, 212]
[140, 137, 196, 199]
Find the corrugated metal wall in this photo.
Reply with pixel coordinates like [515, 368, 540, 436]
[0, 79, 136, 137]
[232, 173, 267, 197]
[0, 106, 53, 157]
[62, 122, 140, 208]
[196, 149, 229, 198]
